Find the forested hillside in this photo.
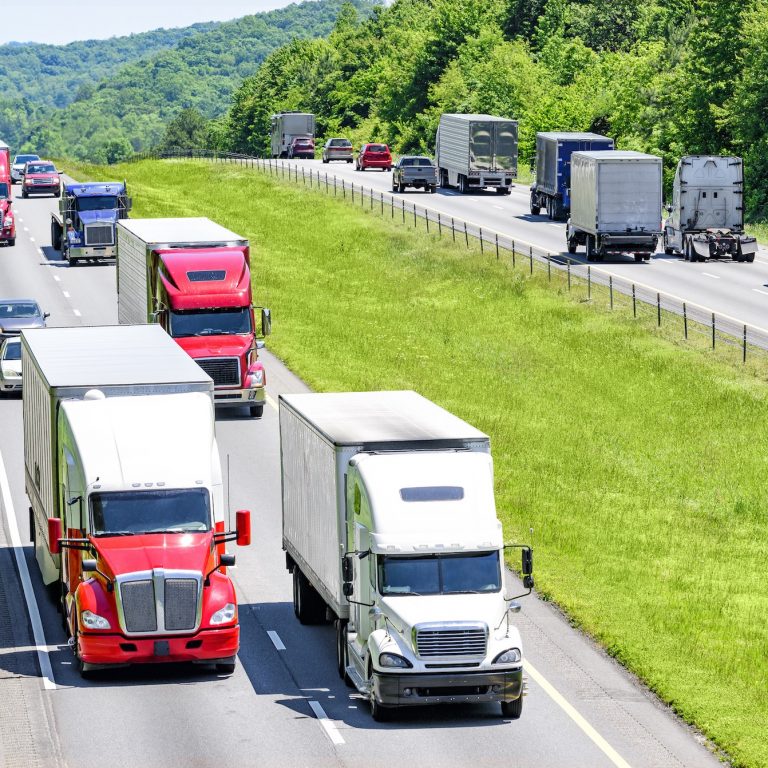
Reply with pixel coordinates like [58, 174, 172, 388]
[223, 0, 768, 219]
[1, 0, 375, 163]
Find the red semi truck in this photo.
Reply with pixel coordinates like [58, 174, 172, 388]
[116, 218, 271, 417]
[0, 140, 15, 246]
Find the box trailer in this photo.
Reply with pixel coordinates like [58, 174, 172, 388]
[271, 112, 316, 159]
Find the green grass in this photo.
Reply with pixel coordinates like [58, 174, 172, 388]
[68, 158, 767, 768]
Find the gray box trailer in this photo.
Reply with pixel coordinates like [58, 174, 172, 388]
[270, 112, 315, 159]
[22, 325, 213, 584]
[566, 150, 662, 262]
[435, 113, 518, 194]
[530, 132, 614, 220]
[662, 155, 757, 262]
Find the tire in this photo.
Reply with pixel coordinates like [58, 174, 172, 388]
[430, 185, 436, 194]
[546, 197, 553, 219]
[335, 619, 354, 687]
[21, 190, 28, 199]
[459, 175, 468, 194]
[585, 235, 595, 261]
[496, 187, 507, 195]
[567, 239, 577, 255]
[439, 169, 449, 189]
[746, 253, 755, 263]
[501, 697, 523, 719]
[347, 159, 352, 164]
[634, 254, 643, 262]
[249, 404, 264, 418]
[73, 625, 96, 680]
[7, 238, 14, 247]
[530, 196, 541, 216]
[371, 696, 392, 722]
[398, 182, 404, 193]
[29, 507, 35, 545]
[216, 658, 237, 675]
[51, 222, 61, 250]
[292, 568, 325, 625]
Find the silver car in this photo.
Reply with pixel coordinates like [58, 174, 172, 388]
[0, 299, 49, 340]
[0, 337, 22, 393]
[11, 153, 40, 184]
[322, 138, 354, 163]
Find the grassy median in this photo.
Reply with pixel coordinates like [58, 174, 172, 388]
[68, 158, 766, 768]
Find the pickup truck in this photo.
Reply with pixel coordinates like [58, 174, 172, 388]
[392, 156, 438, 193]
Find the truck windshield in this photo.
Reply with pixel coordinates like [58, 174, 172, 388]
[378, 551, 501, 596]
[90, 488, 211, 536]
[169, 307, 252, 337]
[76, 196, 118, 211]
[0, 183, 9, 198]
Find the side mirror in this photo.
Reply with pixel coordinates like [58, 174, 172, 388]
[235, 510, 251, 546]
[521, 547, 533, 576]
[342, 582, 354, 597]
[341, 554, 353, 582]
[125, 197, 133, 212]
[82, 559, 98, 573]
[507, 601, 521, 614]
[220, 553, 236, 567]
[47, 517, 62, 555]
[665, 204, 673, 213]
[261, 308, 272, 337]
[43, 312, 50, 319]
[256, 339, 265, 350]
[368, 605, 382, 621]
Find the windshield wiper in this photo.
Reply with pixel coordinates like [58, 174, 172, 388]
[94, 531, 135, 537]
[384, 590, 423, 596]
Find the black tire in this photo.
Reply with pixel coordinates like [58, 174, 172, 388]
[567, 239, 577, 255]
[371, 696, 392, 722]
[51, 222, 61, 250]
[501, 697, 523, 719]
[216, 658, 237, 675]
[347, 159, 352, 164]
[7, 238, 15, 247]
[531, 204, 541, 215]
[292, 568, 325, 625]
[439, 169, 449, 189]
[746, 253, 755, 263]
[322, 157, 329, 164]
[29, 507, 35, 545]
[21, 190, 28, 199]
[496, 187, 507, 195]
[398, 182, 404, 193]
[459, 175, 468, 194]
[585, 235, 595, 261]
[250, 404, 264, 418]
[73, 625, 96, 680]
[429, 185, 436, 194]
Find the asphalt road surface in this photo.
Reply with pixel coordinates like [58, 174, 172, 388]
[0, 182, 725, 768]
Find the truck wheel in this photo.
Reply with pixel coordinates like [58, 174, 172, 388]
[336, 619, 354, 687]
[73, 626, 96, 680]
[51, 222, 61, 250]
[746, 253, 755, 263]
[459, 175, 468, 194]
[216, 657, 237, 675]
[567, 238, 577, 255]
[21, 190, 28, 199]
[530, 202, 541, 215]
[585, 235, 595, 261]
[249, 404, 264, 418]
[634, 254, 643, 262]
[501, 697, 523, 719]
[292, 568, 325, 625]
[495, 187, 507, 195]
[371, 696, 392, 722]
[29, 507, 35, 545]
[429, 185, 436, 194]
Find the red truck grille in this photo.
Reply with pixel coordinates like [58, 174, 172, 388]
[196, 357, 240, 387]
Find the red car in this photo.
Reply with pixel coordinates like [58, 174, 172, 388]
[356, 143, 392, 171]
[21, 160, 61, 198]
[288, 137, 315, 160]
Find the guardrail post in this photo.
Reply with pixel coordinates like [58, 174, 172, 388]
[380, 192, 384, 215]
[632, 284, 637, 317]
[567, 260, 571, 291]
[547, 254, 551, 279]
[342, 179, 346, 199]
[529, 246, 533, 274]
[425, 210, 430, 233]
[512, 240, 515, 267]
[438, 212, 442, 236]
[496, 234, 499, 260]
[588, 266, 591, 300]
[657, 293, 661, 326]
[413, 204, 417, 227]
[464, 222, 469, 248]
[479, 228, 484, 253]
[402, 200, 405, 223]
[334, 176, 337, 196]
[712, 313, 716, 349]
[309, 169, 312, 188]
[609, 276, 613, 309]
[743, 324, 747, 363]
[391, 195, 394, 218]
[326, 172, 329, 191]
[370, 190, 374, 210]
[683, 302, 688, 339]
[451, 218, 455, 242]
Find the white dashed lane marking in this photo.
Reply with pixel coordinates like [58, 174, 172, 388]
[266, 630, 286, 651]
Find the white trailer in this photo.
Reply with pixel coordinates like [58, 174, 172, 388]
[662, 155, 757, 262]
[22, 325, 215, 585]
[435, 113, 518, 194]
[566, 150, 663, 261]
[270, 112, 315, 159]
[280, 391, 534, 721]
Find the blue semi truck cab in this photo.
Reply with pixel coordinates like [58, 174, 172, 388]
[530, 132, 614, 221]
[50, 181, 131, 264]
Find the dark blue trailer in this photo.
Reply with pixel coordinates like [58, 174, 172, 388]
[530, 132, 614, 220]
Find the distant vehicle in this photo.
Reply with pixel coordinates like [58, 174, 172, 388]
[530, 132, 614, 220]
[10, 153, 39, 184]
[50, 181, 131, 264]
[0, 145, 15, 246]
[271, 112, 315, 159]
[322, 138, 353, 163]
[21, 160, 61, 198]
[288, 136, 315, 160]
[663, 155, 757, 263]
[0, 299, 49, 339]
[392, 156, 438, 193]
[436, 113, 517, 194]
[356, 143, 392, 171]
[566, 150, 662, 262]
[0, 337, 22, 393]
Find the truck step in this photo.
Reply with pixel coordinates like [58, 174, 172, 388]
[345, 664, 369, 695]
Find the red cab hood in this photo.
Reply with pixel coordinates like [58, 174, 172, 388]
[176, 333, 252, 360]
[93, 532, 213, 577]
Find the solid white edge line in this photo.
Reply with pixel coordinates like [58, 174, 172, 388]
[308, 700, 345, 745]
[266, 393, 278, 411]
[0, 448, 57, 690]
[752, 289, 768, 296]
[266, 630, 286, 651]
[524, 660, 631, 768]
[702, 272, 720, 279]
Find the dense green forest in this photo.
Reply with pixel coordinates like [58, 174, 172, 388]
[0, 0, 375, 163]
[222, 0, 768, 219]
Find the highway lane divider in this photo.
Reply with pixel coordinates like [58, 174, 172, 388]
[128, 149, 768, 368]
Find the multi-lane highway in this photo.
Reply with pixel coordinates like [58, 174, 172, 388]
[281, 157, 768, 333]
[0, 182, 724, 767]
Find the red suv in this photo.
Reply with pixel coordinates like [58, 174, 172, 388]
[356, 143, 392, 172]
[288, 137, 315, 160]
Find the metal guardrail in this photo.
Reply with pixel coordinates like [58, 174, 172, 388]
[129, 148, 768, 364]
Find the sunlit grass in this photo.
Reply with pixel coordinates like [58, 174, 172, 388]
[67, 158, 767, 768]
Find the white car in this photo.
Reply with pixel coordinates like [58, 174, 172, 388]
[10, 153, 40, 184]
[0, 337, 22, 393]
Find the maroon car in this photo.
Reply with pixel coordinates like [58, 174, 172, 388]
[288, 137, 315, 160]
[21, 161, 60, 198]
[356, 143, 392, 172]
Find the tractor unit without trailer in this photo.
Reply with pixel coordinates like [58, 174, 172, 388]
[23, 325, 252, 677]
[567, 150, 663, 262]
[271, 112, 316, 159]
[663, 155, 757, 262]
[436, 113, 518, 194]
[51, 182, 131, 264]
[530, 132, 614, 221]
[116, 217, 271, 418]
[280, 391, 534, 722]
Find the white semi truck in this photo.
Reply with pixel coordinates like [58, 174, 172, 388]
[662, 155, 757, 262]
[280, 391, 533, 721]
[23, 325, 251, 676]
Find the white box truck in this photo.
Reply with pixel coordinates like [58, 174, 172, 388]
[662, 155, 757, 262]
[566, 150, 663, 261]
[270, 112, 316, 159]
[435, 113, 518, 194]
[280, 391, 534, 721]
[23, 325, 251, 676]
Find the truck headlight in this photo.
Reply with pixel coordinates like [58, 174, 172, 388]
[493, 648, 521, 664]
[248, 366, 264, 387]
[210, 603, 236, 625]
[378, 652, 412, 669]
[81, 610, 111, 630]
